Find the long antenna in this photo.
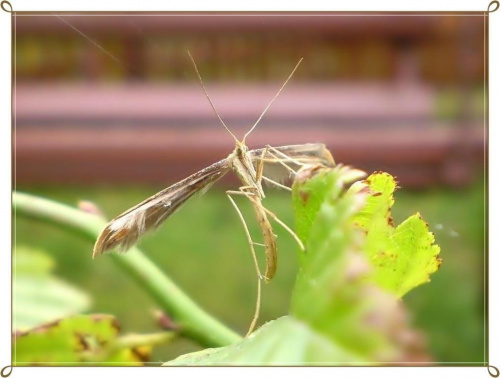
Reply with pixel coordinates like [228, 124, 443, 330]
[187, 51, 239, 143]
[243, 58, 303, 143]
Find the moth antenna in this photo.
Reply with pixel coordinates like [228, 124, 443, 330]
[187, 51, 239, 143]
[243, 58, 303, 143]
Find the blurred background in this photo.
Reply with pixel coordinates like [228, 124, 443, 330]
[14, 13, 486, 363]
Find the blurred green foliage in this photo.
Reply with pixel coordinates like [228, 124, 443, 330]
[14, 177, 485, 363]
[15, 313, 172, 366]
[14, 247, 91, 331]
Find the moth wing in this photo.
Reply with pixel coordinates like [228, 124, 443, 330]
[93, 159, 230, 257]
[250, 143, 335, 185]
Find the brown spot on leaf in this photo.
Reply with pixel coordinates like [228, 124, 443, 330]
[357, 185, 371, 195]
[45, 319, 62, 328]
[299, 190, 310, 204]
[310, 164, 326, 174]
[295, 164, 330, 187]
[75, 332, 90, 351]
[27, 319, 62, 335]
[131, 346, 151, 363]
[435, 257, 443, 268]
[110, 318, 121, 333]
[13, 330, 26, 339]
[90, 314, 119, 330]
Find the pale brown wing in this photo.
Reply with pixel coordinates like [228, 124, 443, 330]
[250, 143, 335, 185]
[93, 158, 231, 257]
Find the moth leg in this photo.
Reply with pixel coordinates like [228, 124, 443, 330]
[256, 147, 294, 191]
[232, 189, 278, 282]
[226, 191, 262, 336]
[254, 146, 305, 251]
[257, 149, 298, 175]
[226, 191, 264, 280]
[261, 205, 305, 251]
[236, 185, 259, 197]
[256, 146, 269, 184]
[267, 144, 310, 167]
[252, 242, 266, 247]
[226, 190, 265, 280]
[261, 176, 292, 192]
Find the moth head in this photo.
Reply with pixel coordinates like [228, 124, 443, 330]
[236, 141, 249, 157]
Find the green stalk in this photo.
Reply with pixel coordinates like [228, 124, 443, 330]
[111, 332, 176, 351]
[13, 192, 242, 348]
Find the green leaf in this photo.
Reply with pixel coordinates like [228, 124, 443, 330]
[15, 246, 55, 275]
[351, 173, 442, 297]
[165, 316, 363, 365]
[14, 247, 91, 331]
[14, 314, 173, 365]
[167, 166, 428, 365]
[290, 166, 405, 361]
[292, 165, 366, 244]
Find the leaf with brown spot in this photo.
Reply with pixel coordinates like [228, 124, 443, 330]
[14, 314, 173, 366]
[351, 172, 441, 297]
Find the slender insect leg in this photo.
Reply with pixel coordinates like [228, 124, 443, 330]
[256, 147, 293, 191]
[253, 146, 296, 192]
[230, 188, 278, 282]
[250, 146, 304, 253]
[236, 185, 259, 196]
[258, 149, 298, 176]
[256, 146, 269, 183]
[226, 191, 262, 336]
[261, 176, 292, 192]
[261, 205, 305, 251]
[227, 189, 266, 248]
[267, 145, 311, 167]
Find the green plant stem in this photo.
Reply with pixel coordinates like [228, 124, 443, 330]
[13, 192, 242, 348]
[112, 331, 176, 351]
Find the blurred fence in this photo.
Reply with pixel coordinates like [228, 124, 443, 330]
[13, 13, 486, 188]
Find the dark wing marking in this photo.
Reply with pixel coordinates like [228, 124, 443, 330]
[93, 158, 230, 257]
[249, 143, 335, 185]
